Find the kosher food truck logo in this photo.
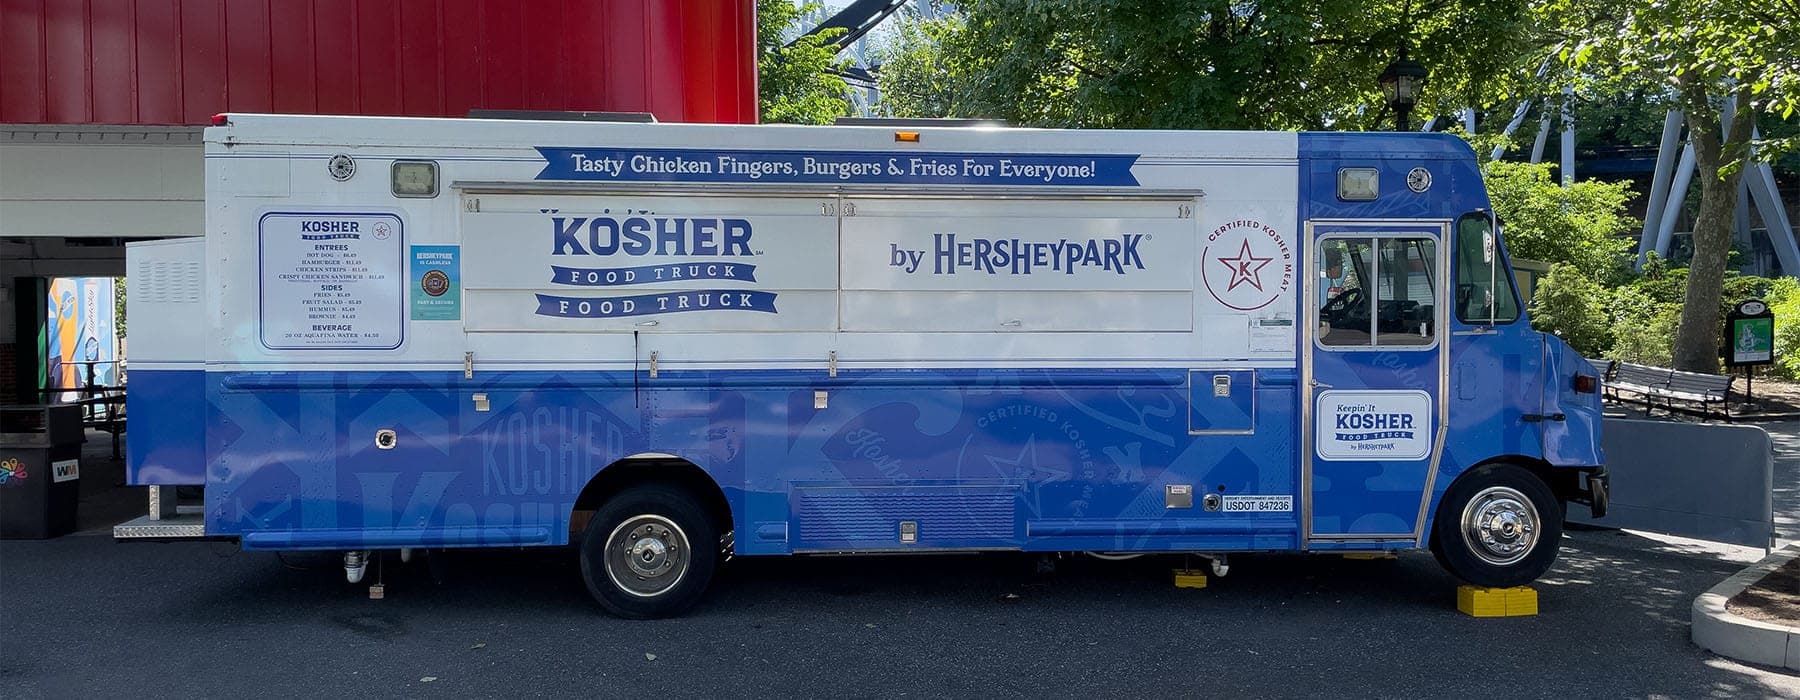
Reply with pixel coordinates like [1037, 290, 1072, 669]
[1201, 219, 1293, 311]
[1332, 404, 1418, 447]
[887, 233, 1147, 275]
[534, 211, 775, 319]
[1315, 391, 1433, 462]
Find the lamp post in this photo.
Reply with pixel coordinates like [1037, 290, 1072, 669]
[1379, 47, 1428, 131]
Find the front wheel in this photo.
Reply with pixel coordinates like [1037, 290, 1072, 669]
[1430, 464, 1561, 588]
[579, 484, 718, 619]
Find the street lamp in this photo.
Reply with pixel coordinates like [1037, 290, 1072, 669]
[1379, 47, 1428, 131]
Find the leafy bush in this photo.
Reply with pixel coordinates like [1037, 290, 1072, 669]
[1761, 275, 1800, 308]
[1531, 264, 1612, 355]
[1603, 253, 1790, 369]
[1605, 284, 1683, 366]
[1772, 291, 1800, 379]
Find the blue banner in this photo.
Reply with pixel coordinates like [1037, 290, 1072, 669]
[534, 147, 1140, 187]
[536, 290, 779, 318]
[301, 233, 361, 241]
[550, 262, 758, 287]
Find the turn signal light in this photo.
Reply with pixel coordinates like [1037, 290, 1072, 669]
[1573, 374, 1598, 394]
[894, 131, 920, 142]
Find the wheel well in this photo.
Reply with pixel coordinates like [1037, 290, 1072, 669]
[1446, 455, 1575, 502]
[1428, 455, 1573, 546]
[570, 457, 732, 543]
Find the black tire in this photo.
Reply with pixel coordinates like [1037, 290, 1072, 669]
[579, 484, 718, 619]
[1429, 464, 1561, 588]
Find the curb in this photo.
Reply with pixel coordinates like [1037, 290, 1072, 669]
[1692, 544, 1800, 670]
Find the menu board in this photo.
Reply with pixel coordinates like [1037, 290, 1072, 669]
[258, 212, 404, 350]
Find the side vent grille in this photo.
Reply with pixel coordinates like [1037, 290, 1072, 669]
[135, 260, 202, 304]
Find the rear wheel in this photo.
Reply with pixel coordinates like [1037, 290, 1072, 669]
[579, 484, 717, 619]
[1430, 464, 1561, 588]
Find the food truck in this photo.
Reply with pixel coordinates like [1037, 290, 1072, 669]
[118, 114, 1607, 617]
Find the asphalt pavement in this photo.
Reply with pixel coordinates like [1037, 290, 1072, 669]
[3, 527, 1797, 698]
[5, 424, 1800, 698]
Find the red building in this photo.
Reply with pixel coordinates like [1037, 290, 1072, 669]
[0, 0, 758, 125]
[0, 0, 760, 402]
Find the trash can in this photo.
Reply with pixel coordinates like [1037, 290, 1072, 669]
[0, 405, 86, 539]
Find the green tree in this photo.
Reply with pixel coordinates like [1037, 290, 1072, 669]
[875, 0, 1541, 129]
[1532, 263, 1611, 355]
[1482, 160, 1635, 282]
[1544, 0, 1800, 372]
[758, 0, 854, 125]
[874, 11, 978, 119]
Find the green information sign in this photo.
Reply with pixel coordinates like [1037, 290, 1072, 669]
[1726, 299, 1773, 367]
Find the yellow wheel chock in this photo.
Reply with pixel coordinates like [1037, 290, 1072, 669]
[1456, 585, 1538, 617]
[1172, 569, 1209, 589]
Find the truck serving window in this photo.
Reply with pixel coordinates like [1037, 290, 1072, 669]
[1317, 236, 1436, 347]
[1454, 213, 1521, 324]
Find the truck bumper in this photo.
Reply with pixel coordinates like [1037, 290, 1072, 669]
[1572, 466, 1609, 519]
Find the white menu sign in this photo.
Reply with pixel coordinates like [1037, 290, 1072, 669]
[258, 211, 404, 350]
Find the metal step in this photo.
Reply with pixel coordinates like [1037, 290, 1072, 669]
[113, 505, 206, 540]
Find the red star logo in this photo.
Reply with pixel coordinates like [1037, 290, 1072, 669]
[1217, 240, 1273, 292]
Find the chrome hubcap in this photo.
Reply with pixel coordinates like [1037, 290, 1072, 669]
[1461, 486, 1539, 566]
[605, 515, 689, 597]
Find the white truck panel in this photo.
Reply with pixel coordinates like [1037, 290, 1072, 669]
[125, 237, 206, 366]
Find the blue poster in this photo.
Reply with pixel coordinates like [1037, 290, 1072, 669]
[410, 246, 460, 321]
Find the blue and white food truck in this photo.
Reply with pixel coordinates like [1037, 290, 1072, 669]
[118, 114, 1607, 618]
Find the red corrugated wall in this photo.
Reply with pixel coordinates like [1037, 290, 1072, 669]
[0, 0, 759, 125]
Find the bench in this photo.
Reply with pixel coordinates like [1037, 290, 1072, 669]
[1601, 360, 1735, 420]
[1586, 357, 1617, 383]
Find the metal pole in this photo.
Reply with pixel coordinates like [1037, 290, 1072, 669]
[1559, 86, 1576, 186]
[1491, 98, 1536, 161]
[1638, 111, 1684, 268]
[1653, 143, 1697, 260]
[1489, 57, 1552, 161]
[1530, 111, 1552, 164]
[1743, 126, 1800, 275]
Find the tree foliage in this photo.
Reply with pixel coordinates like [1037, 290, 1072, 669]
[1541, 0, 1800, 371]
[758, 0, 854, 125]
[1532, 263, 1612, 355]
[874, 10, 977, 120]
[877, 0, 1540, 129]
[1482, 161, 1635, 282]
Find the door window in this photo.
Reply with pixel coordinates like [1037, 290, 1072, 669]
[1453, 214, 1521, 323]
[1317, 237, 1436, 347]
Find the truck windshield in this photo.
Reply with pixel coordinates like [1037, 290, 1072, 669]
[1453, 213, 1520, 324]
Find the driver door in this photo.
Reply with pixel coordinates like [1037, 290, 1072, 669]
[1303, 221, 1449, 543]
